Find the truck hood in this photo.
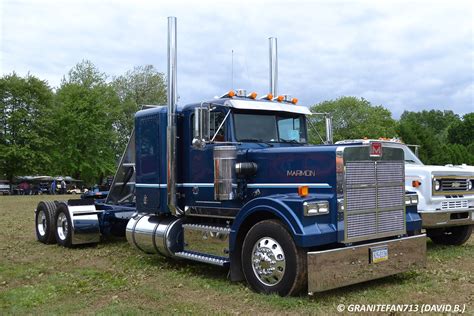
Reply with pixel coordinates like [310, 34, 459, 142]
[406, 163, 474, 177]
[244, 145, 338, 188]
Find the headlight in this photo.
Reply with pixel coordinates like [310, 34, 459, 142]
[303, 201, 329, 216]
[434, 179, 441, 191]
[468, 180, 473, 190]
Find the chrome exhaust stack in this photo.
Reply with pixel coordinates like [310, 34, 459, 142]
[269, 37, 278, 96]
[325, 115, 333, 144]
[167, 16, 179, 215]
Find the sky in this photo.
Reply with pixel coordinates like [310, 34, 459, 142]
[0, 0, 473, 118]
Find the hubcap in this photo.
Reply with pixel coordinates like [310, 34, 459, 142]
[57, 212, 68, 241]
[37, 210, 47, 236]
[251, 237, 286, 286]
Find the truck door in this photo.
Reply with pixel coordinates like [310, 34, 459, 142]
[188, 109, 229, 204]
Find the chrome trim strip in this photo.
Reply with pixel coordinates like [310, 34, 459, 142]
[247, 183, 331, 189]
[194, 201, 222, 204]
[136, 183, 167, 188]
[136, 183, 332, 189]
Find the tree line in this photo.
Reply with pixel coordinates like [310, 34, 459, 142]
[0, 60, 166, 185]
[1, 62, 472, 185]
[310, 97, 473, 165]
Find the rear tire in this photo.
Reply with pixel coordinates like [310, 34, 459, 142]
[54, 204, 73, 248]
[35, 201, 58, 244]
[241, 219, 307, 296]
[428, 225, 472, 246]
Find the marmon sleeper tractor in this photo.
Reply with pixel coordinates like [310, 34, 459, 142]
[35, 17, 426, 296]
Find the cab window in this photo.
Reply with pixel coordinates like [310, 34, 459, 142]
[191, 110, 226, 142]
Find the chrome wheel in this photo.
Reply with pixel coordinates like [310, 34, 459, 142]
[251, 237, 286, 286]
[57, 212, 69, 241]
[37, 210, 47, 236]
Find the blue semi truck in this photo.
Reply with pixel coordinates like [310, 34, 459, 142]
[34, 17, 426, 296]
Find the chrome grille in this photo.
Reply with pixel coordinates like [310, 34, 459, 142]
[347, 213, 376, 238]
[377, 186, 404, 209]
[441, 200, 469, 210]
[345, 162, 375, 186]
[376, 162, 404, 183]
[377, 209, 405, 233]
[439, 178, 469, 192]
[344, 160, 406, 242]
[346, 187, 376, 211]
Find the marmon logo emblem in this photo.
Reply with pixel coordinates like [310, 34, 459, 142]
[287, 170, 316, 177]
[451, 182, 461, 188]
[370, 142, 383, 158]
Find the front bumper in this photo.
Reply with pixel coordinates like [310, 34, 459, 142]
[420, 209, 473, 228]
[307, 234, 426, 293]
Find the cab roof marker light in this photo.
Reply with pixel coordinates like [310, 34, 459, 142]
[259, 93, 273, 100]
[247, 92, 257, 99]
[274, 95, 284, 102]
[220, 90, 235, 98]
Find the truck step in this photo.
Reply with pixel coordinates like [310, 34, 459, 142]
[174, 250, 229, 267]
[182, 223, 231, 234]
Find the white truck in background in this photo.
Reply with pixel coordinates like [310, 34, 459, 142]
[337, 139, 474, 245]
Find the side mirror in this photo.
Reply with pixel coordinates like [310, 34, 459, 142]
[192, 107, 210, 149]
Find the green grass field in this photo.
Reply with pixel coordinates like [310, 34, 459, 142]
[0, 195, 472, 314]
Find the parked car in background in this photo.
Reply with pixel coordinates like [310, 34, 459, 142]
[67, 187, 82, 194]
[34, 182, 50, 195]
[0, 181, 11, 195]
[337, 139, 474, 246]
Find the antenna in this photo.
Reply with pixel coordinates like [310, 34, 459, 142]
[231, 49, 234, 90]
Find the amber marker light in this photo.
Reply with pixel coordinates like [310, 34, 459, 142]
[248, 92, 257, 99]
[412, 180, 422, 187]
[276, 95, 284, 102]
[298, 186, 309, 197]
[228, 90, 235, 98]
[291, 98, 298, 104]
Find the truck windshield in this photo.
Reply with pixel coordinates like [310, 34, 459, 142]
[402, 145, 424, 165]
[233, 111, 307, 143]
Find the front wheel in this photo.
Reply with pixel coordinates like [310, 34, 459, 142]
[428, 225, 472, 246]
[241, 219, 307, 296]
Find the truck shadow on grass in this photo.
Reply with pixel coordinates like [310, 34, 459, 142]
[129, 245, 426, 299]
[77, 236, 473, 300]
[308, 271, 421, 300]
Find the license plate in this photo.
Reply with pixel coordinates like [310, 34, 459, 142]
[370, 246, 388, 263]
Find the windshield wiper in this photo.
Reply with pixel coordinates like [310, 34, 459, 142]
[238, 138, 274, 147]
[280, 138, 301, 144]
